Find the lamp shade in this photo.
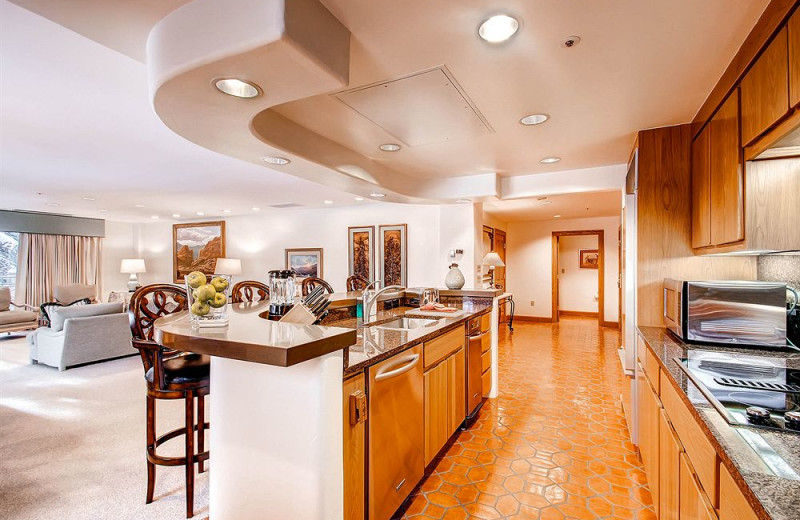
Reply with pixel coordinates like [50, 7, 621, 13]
[120, 258, 146, 274]
[214, 258, 242, 275]
[481, 251, 505, 267]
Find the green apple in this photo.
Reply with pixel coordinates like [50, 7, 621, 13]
[191, 300, 210, 316]
[211, 276, 229, 292]
[186, 271, 207, 289]
[209, 292, 227, 308]
[195, 284, 217, 302]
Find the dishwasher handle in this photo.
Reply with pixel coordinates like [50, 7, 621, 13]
[468, 331, 489, 340]
[374, 353, 420, 382]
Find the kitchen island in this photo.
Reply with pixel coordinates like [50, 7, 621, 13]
[153, 290, 501, 520]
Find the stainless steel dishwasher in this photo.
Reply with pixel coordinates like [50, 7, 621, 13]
[368, 344, 423, 520]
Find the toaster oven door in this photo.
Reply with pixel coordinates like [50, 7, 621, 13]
[663, 279, 684, 338]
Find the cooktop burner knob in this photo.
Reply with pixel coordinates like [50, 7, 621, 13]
[785, 411, 800, 430]
[745, 406, 771, 425]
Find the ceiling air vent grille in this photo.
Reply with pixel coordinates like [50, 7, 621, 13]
[269, 203, 303, 209]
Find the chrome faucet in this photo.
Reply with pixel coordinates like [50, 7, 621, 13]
[363, 280, 406, 322]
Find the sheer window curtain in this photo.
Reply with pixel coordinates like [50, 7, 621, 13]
[15, 233, 103, 307]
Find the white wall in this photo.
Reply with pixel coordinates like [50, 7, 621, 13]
[101, 220, 136, 296]
[558, 234, 599, 314]
[506, 216, 620, 322]
[105, 203, 484, 293]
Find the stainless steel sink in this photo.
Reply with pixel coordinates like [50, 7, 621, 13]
[376, 317, 442, 330]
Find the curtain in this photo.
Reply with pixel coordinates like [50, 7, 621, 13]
[15, 233, 103, 307]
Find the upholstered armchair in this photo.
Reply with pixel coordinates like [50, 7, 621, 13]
[0, 287, 39, 334]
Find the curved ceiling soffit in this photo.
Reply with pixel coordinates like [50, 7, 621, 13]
[147, 0, 499, 204]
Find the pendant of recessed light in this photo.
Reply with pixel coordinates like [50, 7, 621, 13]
[478, 14, 520, 43]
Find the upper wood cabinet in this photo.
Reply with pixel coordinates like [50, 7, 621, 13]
[692, 91, 744, 249]
[741, 27, 789, 145]
[789, 9, 800, 108]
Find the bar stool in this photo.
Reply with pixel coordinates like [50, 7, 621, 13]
[301, 277, 334, 296]
[129, 284, 210, 518]
[231, 280, 270, 303]
[346, 275, 369, 292]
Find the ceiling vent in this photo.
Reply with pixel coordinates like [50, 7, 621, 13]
[333, 66, 494, 146]
[269, 203, 303, 209]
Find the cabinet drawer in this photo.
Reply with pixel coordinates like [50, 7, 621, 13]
[480, 312, 491, 333]
[480, 330, 491, 353]
[660, 372, 719, 507]
[424, 326, 464, 369]
[481, 349, 491, 373]
[481, 368, 491, 396]
[637, 335, 660, 393]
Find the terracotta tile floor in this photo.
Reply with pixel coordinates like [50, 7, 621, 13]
[395, 317, 655, 520]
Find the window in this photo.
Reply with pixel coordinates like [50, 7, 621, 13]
[0, 232, 19, 299]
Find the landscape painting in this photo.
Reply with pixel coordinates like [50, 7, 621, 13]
[286, 248, 323, 279]
[580, 249, 599, 269]
[173, 221, 226, 283]
[348, 226, 374, 282]
[379, 224, 407, 287]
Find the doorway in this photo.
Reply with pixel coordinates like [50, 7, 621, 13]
[551, 230, 604, 324]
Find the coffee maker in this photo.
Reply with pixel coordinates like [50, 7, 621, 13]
[268, 269, 296, 318]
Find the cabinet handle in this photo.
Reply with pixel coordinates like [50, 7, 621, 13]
[349, 390, 367, 426]
[374, 353, 420, 382]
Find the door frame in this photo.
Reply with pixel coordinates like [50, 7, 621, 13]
[551, 230, 604, 324]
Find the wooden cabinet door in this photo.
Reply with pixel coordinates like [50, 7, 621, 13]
[423, 361, 448, 466]
[741, 27, 789, 145]
[447, 348, 465, 434]
[789, 9, 800, 108]
[719, 463, 758, 520]
[691, 127, 712, 248]
[637, 370, 661, 513]
[680, 453, 718, 520]
[659, 409, 681, 520]
[343, 374, 366, 520]
[709, 90, 744, 245]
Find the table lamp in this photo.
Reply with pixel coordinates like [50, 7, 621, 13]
[214, 258, 242, 280]
[481, 251, 505, 289]
[120, 259, 146, 292]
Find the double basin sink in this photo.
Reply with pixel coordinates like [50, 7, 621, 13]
[374, 316, 442, 330]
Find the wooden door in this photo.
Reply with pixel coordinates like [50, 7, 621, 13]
[741, 27, 789, 145]
[709, 90, 744, 245]
[447, 348, 465, 434]
[789, 9, 800, 109]
[659, 409, 681, 520]
[343, 374, 366, 520]
[423, 361, 448, 465]
[494, 229, 506, 290]
[691, 127, 711, 248]
[680, 454, 718, 520]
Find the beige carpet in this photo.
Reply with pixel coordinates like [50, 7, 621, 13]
[0, 333, 209, 519]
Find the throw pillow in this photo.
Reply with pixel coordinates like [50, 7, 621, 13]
[40, 298, 91, 326]
[48, 302, 124, 332]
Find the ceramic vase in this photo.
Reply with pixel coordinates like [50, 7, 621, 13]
[445, 263, 465, 290]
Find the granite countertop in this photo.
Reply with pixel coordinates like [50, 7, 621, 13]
[154, 301, 357, 367]
[638, 326, 800, 520]
[326, 287, 503, 309]
[329, 301, 493, 376]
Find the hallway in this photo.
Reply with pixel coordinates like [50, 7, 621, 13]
[398, 318, 655, 519]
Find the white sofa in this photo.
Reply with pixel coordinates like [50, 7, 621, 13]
[28, 302, 133, 371]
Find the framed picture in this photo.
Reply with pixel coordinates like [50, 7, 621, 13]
[285, 248, 323, 279]
[173, 221, 226, 283]
[348, 226, 374, 282]
[378, 224, 407, 286]
[580, 249, 599, 269]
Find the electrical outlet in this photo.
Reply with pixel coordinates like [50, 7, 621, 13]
[530, 300, 535, 306]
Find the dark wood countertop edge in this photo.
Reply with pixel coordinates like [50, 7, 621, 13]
[637, 327, 772, 520]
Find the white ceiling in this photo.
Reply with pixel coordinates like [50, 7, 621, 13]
[483, 190, 621, 222]
[0, 0, 370, 223]
[0, 0, 769, 216]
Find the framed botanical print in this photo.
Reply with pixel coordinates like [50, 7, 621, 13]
[579, 249, 599, 269]
[348, 226, 374, 282]
[173, 221, 226, 283]
[285, 248, 323, 279]
[378, 224, 407, 286]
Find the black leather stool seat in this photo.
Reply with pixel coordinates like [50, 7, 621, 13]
[146, 354, 210, 386]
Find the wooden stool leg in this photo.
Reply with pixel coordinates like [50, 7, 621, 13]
[185, 390, 195, 518]
[146, 395, 156, 504]
[197, 393, 205, 473]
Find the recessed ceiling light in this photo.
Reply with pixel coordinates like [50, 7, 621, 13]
[214, 78, 260, 98]
[540, 200, 552, 205]
[46, 203, 59, 207]
[553, 215, 562, 218]
[354, 197, 365, 201]
[262, 156, 290, 165]
[520, 114, 549, 126]
[135, 204, 145, 208]
[172, 213, 181, 218]
[252, 207, 261, 211]
[369, 192, 386, 198]
[82, 196, 95, 201]
[196, 212, 205, 216]
[323, 200, 334, 204]
[151, 215, 159, 219]
[540, 157, 561, 164]
[379, 143, 401, 152]
[478, 14, 519, 43]
[222, 209, 232, 214]
[456, 199, 472, 203]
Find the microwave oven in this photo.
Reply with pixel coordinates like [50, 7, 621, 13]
[663, 279, 788, 348]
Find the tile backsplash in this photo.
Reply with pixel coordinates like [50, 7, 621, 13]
[757, 254, 800, 289]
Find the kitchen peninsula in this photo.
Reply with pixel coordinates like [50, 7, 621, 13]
[153, 288, 503, 520]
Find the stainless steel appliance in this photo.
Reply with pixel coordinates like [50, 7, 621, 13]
[663, 279, 788, 347]
[676, 350, 800, 434]
[267, 269, 296, 317]
[368, 344, 423, 520]
[465, 315, 488, 424]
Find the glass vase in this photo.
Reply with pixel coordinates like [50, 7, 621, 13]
[186, 274, 230, 327]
